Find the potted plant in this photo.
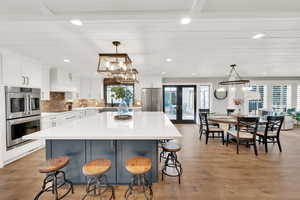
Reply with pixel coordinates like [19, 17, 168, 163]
[111, 86, 132, 115]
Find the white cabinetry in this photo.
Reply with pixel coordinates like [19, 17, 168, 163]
[41, 67, 50, 100]
[79, 78, 103, 99]
[79, 79, 91, 99]
[50, 68, 78, 92]
[1, 50, 42, 88]
[41, 109, 100, 130]
[41, 117, 57, 130]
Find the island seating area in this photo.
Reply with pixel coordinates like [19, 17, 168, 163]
[24, 112, 181, 186]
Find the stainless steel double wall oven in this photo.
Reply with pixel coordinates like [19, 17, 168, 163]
[5, 87, 41, 149]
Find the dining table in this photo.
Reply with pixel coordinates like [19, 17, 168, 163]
[208, 115, 268, 126]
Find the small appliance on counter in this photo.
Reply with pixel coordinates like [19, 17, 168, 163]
[65, 101, 73, 111]
[5, 86, 41, 150]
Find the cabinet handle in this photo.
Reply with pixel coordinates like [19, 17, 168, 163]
[22, 76, 26, 85]
[26, 77, 29, 85]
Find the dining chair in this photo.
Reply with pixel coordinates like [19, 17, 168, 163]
[226, 117, 259, 156]
[256, 116, 284, 153]
[199, 113, 224, 144]
[198, 109, 220, 128]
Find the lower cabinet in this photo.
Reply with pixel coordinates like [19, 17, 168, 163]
[47, 140, 87, 183]
[116, 140, 158, 184]
[86, 140, 117, 183]
[45, 140, 158, 184]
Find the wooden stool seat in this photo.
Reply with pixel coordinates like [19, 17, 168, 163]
[39, 156, 69, 173]
[125, 156, 152, 175]
[82, 158, 111, 176]
[162, 142, 181, 152]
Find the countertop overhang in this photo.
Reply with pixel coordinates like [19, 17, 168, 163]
[24, 112, 182, 140]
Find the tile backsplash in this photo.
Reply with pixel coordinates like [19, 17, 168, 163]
[41, 92, 66, 112]
[41, 92, 105, 112]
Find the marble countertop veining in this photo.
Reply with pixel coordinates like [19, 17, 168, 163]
[25, 112, 181, 140]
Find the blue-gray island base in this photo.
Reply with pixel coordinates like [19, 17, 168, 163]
[46, 140, 158, 184]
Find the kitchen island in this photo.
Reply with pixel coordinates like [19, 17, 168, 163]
[24, 112, 181, 184]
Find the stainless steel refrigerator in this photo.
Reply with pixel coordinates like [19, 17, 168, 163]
[141, 88, 162, 111]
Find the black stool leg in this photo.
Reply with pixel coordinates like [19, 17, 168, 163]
[161, 152, 182, 184]
[125, 174, 153, 200]
[82, 175, 114, 200]
[34, 171, 73, 200]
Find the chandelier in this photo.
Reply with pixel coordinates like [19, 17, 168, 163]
[219, 64, 250, 85]
[97, 41, 138, 83]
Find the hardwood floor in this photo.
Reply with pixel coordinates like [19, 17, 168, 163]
[1, 124, 300, 200]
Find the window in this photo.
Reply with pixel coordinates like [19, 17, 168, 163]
[199, 85, 210, 109]
[104, 84, 134, 105]
[248, 85, 266, 113]
[272, 85, 291, 112]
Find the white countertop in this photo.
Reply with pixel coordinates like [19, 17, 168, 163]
[42, 106, 142, 117]
[25, 112, 181, 140]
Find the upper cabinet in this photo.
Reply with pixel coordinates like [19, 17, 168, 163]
[79, 77, 103, 99]
[0, 49, 42, 88]
[50, 68, 79, 92]
[41, 67, 50, 100]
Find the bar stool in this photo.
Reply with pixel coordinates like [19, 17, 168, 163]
[82, 158, 115, 200]
[161, 142, 183, 184]
[34, 156, 74, 200]
[125, 156, 153, 200]
[159, 139, 172, 162]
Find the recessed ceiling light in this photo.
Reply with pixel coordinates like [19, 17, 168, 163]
[161, 72, 166, 75]
[166, 58, 173, 62]
[63, 59, 71, 63]
[70, 19, 83, 26]
[180, 17, 191, 25]
[252, 33, 265, 39]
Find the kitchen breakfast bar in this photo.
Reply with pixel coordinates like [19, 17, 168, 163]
[24, 112, 181, 184]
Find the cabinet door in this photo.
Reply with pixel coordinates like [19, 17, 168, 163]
[90, 79, 101, 99]
[21, 59, 42, 88]
[86, 140, 116, 184]
[48, 140, 87, 184]
[41, 67, 50, 100]
[80, 79, 91, 99]
[2, 53, 23, 87]
[116, 140, 158, 184]
[41, 118, 51, 130]
[64, 113, 77, 123]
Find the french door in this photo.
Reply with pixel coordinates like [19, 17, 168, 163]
[163, 85, 196, 123]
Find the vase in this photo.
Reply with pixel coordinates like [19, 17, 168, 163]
[118, 99, 129, 116]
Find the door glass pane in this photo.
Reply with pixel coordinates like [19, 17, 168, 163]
[11, 120, 40, 140]
[10, 98, 25, 113]
[31, 98, 40, 111]
[164, 87, 177, 120]
[182, 87, 195, 120]
[199, 85, 210, 109]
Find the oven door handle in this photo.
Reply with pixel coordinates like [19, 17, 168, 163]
[28, 94, 32, 114]
[24, 94, 29, 115]
[7, 116, 41, 125]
